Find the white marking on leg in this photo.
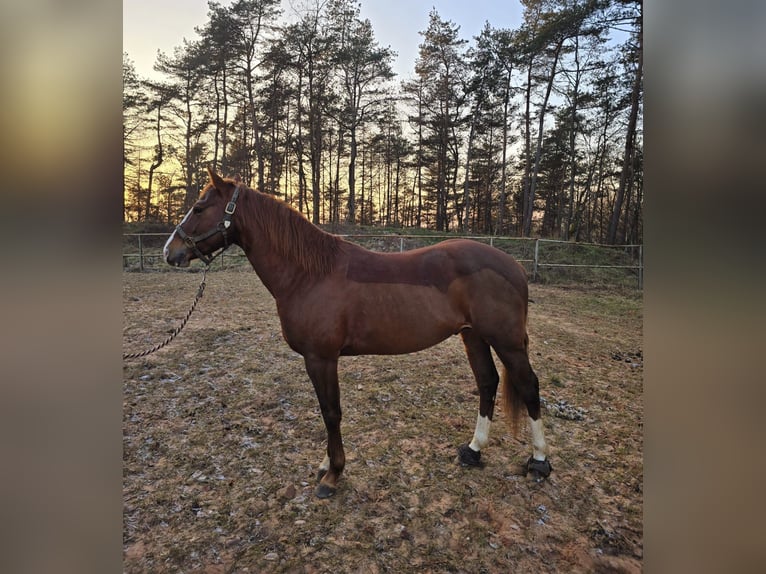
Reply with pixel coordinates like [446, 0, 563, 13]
[468, 414, 491, 452]
[319, 454, 330, 472]
[529, 417, 548, 461]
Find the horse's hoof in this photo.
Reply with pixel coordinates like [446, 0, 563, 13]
[315, 483, 337, 499]
[525, 456, 552, 481]
[457, 443, 484, 468]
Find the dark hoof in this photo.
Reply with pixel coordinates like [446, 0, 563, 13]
[457, 443, 484, 468]
[525, 456, 552, 481]
[316, 468, 327, 483]
[315, 483, 337, 499]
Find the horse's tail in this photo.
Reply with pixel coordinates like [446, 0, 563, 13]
[501, 366, 525, 438]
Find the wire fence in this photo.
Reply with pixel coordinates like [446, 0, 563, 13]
[123, 233, 643, 289]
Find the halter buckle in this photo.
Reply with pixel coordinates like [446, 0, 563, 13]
[224, 201, 236, 215]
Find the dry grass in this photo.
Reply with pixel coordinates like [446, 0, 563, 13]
[123, 270, 642, 573]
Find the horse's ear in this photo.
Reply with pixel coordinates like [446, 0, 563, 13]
[207, 166, 226, 190]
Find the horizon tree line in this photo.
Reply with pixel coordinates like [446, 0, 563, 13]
[123, 0, 642, 245]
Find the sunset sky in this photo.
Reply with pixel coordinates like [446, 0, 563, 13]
[123, 0, 524, 81]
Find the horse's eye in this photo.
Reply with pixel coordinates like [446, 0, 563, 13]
[192, 205, 204, 214]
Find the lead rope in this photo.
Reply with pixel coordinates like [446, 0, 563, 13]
[122, 266, 209, 360]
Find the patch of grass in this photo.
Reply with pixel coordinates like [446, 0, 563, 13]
[123, 272, 643, 573]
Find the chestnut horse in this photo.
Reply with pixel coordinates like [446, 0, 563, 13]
[164, 168, 552, 498]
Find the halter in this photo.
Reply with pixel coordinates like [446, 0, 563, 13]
[175, 186, 241, 265]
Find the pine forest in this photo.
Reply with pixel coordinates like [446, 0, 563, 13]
[123, 0, 642, 244]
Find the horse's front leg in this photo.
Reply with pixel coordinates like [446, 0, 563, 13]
[304, 355, 345, 498]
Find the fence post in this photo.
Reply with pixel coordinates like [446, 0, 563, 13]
[399, 237, 404, 252]
[638, 245, 643, 289]
[533, 239, 539, 282]
[138, 234, 144, 272]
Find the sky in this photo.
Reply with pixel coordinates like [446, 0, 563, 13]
[123, 0, 525, 82]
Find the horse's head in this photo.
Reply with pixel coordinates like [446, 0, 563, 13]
[164, 167, 241, 267]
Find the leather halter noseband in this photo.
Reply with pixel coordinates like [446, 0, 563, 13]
[175, 186, 241, 265]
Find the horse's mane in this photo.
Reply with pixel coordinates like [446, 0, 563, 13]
[238, 186, 342, 277]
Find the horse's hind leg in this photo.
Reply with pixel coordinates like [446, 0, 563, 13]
[457, 329, 499, 467]
[494, 343, 553, 480]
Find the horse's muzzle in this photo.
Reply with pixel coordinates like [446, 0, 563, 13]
[167, 253, 191, 267]
[164, 238, 192, 268]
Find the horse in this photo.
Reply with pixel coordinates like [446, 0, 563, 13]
[163, 168, 552, 498]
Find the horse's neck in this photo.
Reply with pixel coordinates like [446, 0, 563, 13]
[245, 243, 300, 299]
[237, 192, 333, 298]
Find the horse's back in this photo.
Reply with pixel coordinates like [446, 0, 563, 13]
[344, 237, 529, 330]
[437, 238, 528, 285]
[345, 238, 527, 294]
[419, 239, 529, 308]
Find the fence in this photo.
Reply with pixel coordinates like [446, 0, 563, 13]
[123, 233, 643, 289]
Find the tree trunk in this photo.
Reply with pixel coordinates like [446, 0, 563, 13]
[221, 65, 228, 173]
[310, 109, 322, 224]
[360, 137, 366, 224]
[334, 128, 343, 224]
[497, 64, 512, 235]
[212, 69, 221, 169]
[416, 96, 424, 227]
[183, 83, 196, 211]
[520, 58, 533, 235]
[246, 70, 265, 191]
[607, 23, 642, 245]
[394, 152, 401, 226]
[146, 104, 163, 220]
[523, 37, 564, 237]
[347, 129, 357, 223]
[295, 69, 307, 217]
[461, 111, 477, 233]
[564, 34, 581, 241]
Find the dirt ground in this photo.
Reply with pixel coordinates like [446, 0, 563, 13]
[123, 269, 642, 573]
